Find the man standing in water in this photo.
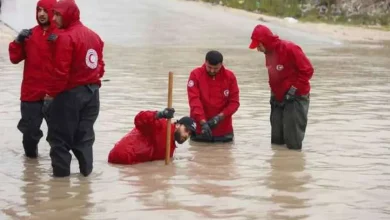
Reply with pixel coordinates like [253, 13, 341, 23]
[108, 108, 196, 165]
[8, 0, 58, 158]
[187, 50, 240, 143]
[249, 24, 314, 150]
[45, 0, 105, 177]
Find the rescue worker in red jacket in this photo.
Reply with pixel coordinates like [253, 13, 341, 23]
[45, 0, 105, 177]
[249, 24, 314, 150]
[108, 108, 196, 165]
[187, 50, 240, 143]
[8, 0, 58, 158]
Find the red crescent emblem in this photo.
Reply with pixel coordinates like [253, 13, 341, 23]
[89, 54, 94, 63]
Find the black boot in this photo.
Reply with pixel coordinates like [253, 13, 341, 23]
[23, 140, 38, 158]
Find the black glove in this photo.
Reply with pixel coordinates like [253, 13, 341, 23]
[207, 115, 223, 129]
[284, 86, 297, 102]
[47, 33, 58, 42]
[15, 29, 32, 43]
[156, 108, 175, 119]
[201, 123, 212, 140]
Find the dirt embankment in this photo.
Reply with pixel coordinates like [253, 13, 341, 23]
[199, 0, 390, 27]
[185, 0, 390, 43]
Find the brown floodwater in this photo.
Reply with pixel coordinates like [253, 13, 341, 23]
[0, 0, 389, 219]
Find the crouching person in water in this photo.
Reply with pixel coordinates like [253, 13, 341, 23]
[108, 108, 196, 165]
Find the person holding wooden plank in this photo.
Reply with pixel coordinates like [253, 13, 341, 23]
[108, 108, 196, 165]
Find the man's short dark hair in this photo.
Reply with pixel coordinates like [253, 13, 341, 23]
[205, 50, 223, 65]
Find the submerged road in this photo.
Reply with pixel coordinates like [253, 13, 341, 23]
[1, 0, 389, 219]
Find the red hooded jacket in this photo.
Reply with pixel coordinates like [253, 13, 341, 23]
[8, 0, 58, 102]
[250, 25, 314, 102]
[47, 0, 105, 97]
[187, 64, 240, 137]
[108, 111, 176, 165]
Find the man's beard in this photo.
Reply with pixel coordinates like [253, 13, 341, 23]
[39, 20, 50, 26]
[207, 72, 217, 76]
[174, 130, 185, 144]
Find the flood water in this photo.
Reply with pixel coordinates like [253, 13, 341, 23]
[1, 0, 390, 219]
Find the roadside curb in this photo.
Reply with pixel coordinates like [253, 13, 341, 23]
[0, 19, 17, 41]
[1, 19, 18, 33]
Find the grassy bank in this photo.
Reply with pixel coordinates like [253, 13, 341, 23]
[200, 0, 390, 29]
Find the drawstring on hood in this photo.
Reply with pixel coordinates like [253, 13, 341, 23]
[53, 0, 80, 29]
[36, 0, 57, 28]
[249, 25, 281, 52]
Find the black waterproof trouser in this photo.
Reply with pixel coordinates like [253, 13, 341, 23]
[190, 133, 234, 143]
[17, 101, 48, 158]
[270, 94, 310, 150]
[46, 84, 100, 177]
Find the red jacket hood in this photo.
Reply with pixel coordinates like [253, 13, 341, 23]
[251, 25, 281, 51]
[36, 0, 57, 29]
[53, 0, 80, 29]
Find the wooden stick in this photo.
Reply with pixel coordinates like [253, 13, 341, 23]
[165, 71, 174, 165]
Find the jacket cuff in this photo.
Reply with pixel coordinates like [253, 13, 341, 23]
[221, 110, 229, 118]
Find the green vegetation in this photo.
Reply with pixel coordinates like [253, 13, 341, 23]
[202, 0, 303, 17]
[200, 0, 390, 29]
[300, 8, 390, 27]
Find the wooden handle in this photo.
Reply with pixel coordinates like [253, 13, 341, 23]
[165, 71, 174, 165]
